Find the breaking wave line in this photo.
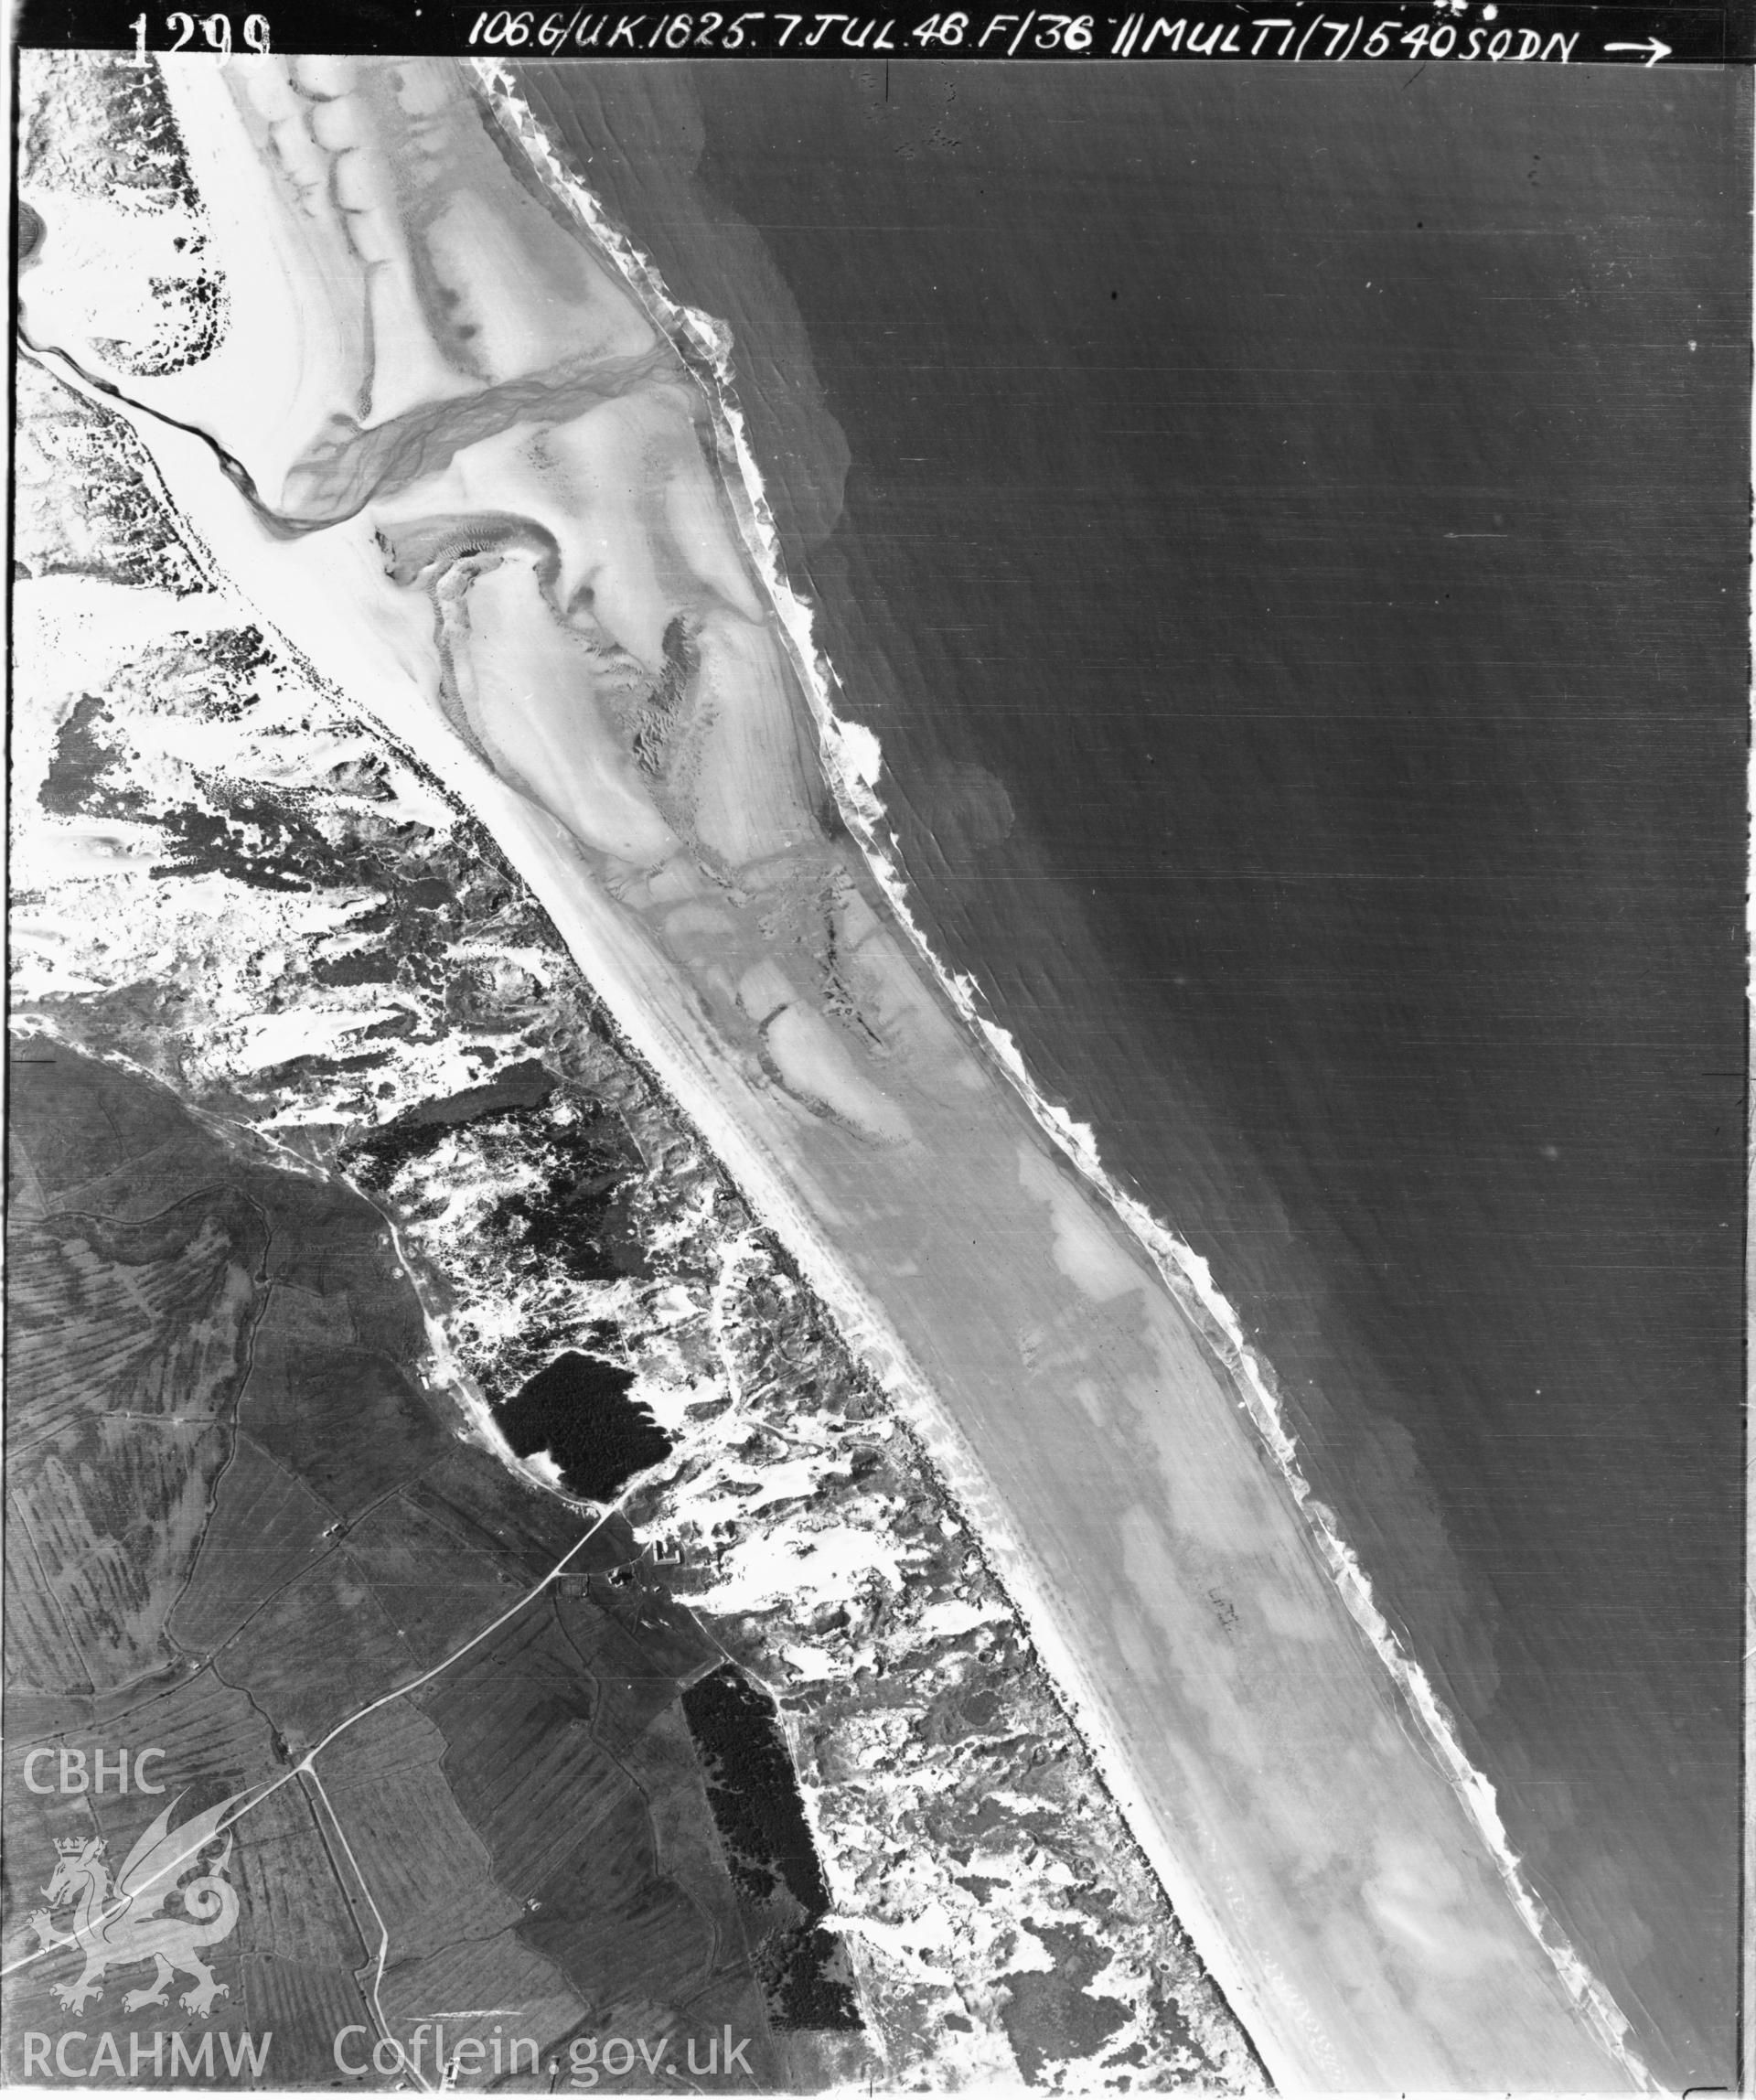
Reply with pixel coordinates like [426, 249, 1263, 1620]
[473, 62, 1655, 2092]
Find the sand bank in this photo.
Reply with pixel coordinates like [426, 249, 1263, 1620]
[17, 54, 1650, 2093]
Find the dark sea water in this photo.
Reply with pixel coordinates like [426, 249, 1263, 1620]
[516, 61, 1747, 2083]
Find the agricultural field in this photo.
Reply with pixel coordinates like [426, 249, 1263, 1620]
[5, 1049, 783, 2087]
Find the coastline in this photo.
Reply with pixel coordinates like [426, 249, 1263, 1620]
[34, 54, 1655, 2091]
[474, 62, 1654, 2089]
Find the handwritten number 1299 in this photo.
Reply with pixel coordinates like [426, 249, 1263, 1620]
[133, 11, 273, 54]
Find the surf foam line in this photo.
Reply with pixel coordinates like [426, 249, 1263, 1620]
[476, 62, 1654, 2091]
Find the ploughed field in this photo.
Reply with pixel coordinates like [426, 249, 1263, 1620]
[4, 1049, 784, 2086]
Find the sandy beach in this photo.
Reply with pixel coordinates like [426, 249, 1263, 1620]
[18, 54, 1654, 2091]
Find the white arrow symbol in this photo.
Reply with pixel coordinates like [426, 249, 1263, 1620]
[1604, 36, 1672, 62]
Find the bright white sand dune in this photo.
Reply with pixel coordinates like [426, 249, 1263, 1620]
[16, 53, 1654, 2095]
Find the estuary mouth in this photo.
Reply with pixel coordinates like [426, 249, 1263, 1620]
[9, 45, 1726, 2100]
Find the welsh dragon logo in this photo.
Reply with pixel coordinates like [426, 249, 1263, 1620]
[27, 1793, 245, 2018]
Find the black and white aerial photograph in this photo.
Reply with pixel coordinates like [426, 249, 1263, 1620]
[6, 22, 1748, 2096]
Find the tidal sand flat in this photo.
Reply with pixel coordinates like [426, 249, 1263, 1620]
[533, 65, 1744, 2086]
[5, 392, 1254, 2080]
[18, 55, 1654, 2089]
